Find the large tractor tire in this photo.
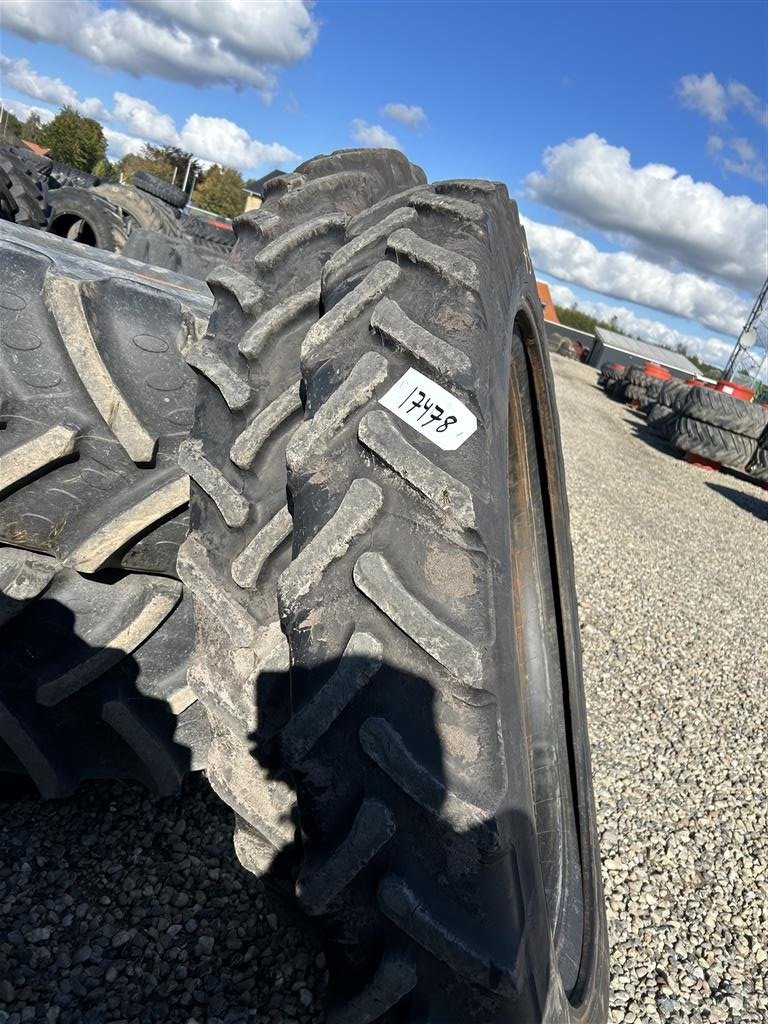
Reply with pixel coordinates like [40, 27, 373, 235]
[657, 378, 689, 412]
[133, 171, 188, 210]
[646, 402, 679, 439]
[0, 223, 211, 577]
[182, 213, 236, 248]
[276, 181, 608, 1021]
[0, 149, 49, 228]
[682, 386, 768, 439]
[747, 444, 768, 483]
[0, 547, 207, 798]
[122, 227, 226, 282]
[47, 186, 127, 252]
[92, 182, 182, 237]
[177, 149, 428, 879]
[671, 415, 756, 470]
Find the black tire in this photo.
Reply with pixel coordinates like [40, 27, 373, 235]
[625, 365, 647, 386]
[183, 213, 236, 248]
[0, 149, 49, 228]
[0, 547, 207, 798]
[747, 445, 768, 483]
[5, 145, 53, 176]
[177, 149, 429, 878]
[92, 183, 182, 237]
[657, 378, 689, 412]
[122, 227, 227, 281]
[133, 171, 188, 209]
[682, 386, 768, 440]
[671, 415, 756, 469]
[598, 365, 623, 389]
[49, 162, 99, 189]
[47, 186, 128, 252]
[277, 181, 608, 1021]
[646, 403, 679, 439]
[0, 224, 212, 577]
[624, 383, 647, 403]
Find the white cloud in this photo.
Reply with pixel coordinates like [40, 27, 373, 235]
[677, 72, 768, 127]
[350, 119, 401, 149]
[0, 53, 110, 119]
[720, 137, 766, 183]
[522, 216, 750, 337]
[547, 282, 735, 369]
[0, 95, 55, 124]
[103, 126, 146, 160]
[179, 114, 298, 172]
[381, 103, 427, 129]
[113, 92, 179, 146]
[2, 0, 319, 95]
[524, 133, 767, 291]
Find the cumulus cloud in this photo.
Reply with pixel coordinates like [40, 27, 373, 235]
[113, 92, 179, 146]
[547, 282, 734, 368]
[713, 135, 766, 183]
[0, 95, 55, 124]
[103, 126, 146, 159]
[522, 216, 750, 337]
[179, 114, 298, 171]
[524, 133, 767, 291]
[351, 119, 401, 149]
[381, 103, 427, 129]
[2, 0, 319, 95]
[0, 53, 110, 119]
[677, 72, 768, 127]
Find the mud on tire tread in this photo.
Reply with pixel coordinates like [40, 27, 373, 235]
[179, 149, 428, 875]
[0, 547, 207, 797]
[47, 186, 128, 252]
[277, 181, 608, 1021]
[0, 227, 212, 576]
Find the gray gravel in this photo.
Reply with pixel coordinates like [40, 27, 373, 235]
[1, 354, 765, 1024]
[554, 357, 767, 1024]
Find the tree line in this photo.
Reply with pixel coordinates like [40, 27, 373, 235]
[3, 105, 251, 219]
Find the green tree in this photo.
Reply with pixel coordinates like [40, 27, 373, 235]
[39, 106, 106, 171]
[1, 108, 24, 140]
[92, 157, 118, 182]
[22, 113, 44, 144]
[192, 165, 246, 219]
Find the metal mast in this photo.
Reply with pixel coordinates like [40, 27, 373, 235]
[722, 276, 768, 398]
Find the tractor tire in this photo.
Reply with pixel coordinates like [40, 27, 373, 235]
[122, 227, 227, 281]
[682, 386, 768, 440]
[625, 365, 647, 386]
[47, 186, 128, 252]
[5, 144, 53, 176]
[92, 182, 182, 237]
[49, 163, 100, 189]
[657, 378, 688, 412]
[182, 213, 236, 248]
[747, 445, 768, 483]
[177, 148, 428, 879]
[0, 224, 212, 577]
[277, 181, 608, 1022]
[0, 149, 49, 228]
[624, 383, 647, 403]
[671, 415, 756, 470]
[134, 171, 188, 210]
[0, 547, 207, 798]
[646, 403, 679, 439]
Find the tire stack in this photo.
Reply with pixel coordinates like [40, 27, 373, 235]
[0, 219, 213, 797]
[671, 385, 768, 472]
[646, 377, 688, 440]
[597, 362, 625, 389]
[746, 428, 768, 485]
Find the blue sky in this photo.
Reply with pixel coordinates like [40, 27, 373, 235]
[1, 0, 766, 369]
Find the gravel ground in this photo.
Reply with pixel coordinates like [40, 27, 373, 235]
[1, 354, 765, 1024]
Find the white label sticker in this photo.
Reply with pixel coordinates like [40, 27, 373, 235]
[378, 368, 477, 451]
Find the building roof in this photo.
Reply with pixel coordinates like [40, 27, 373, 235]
[243, 169, 286, 195]
[594, 326, 701, 376]
[536, 281, 559, 323]
[21, 140, 50, 156]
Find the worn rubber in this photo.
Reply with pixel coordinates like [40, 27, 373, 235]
[182, 213, 235, 248]
[134, 171, 188, 209]
[122, 227, 227, 281]
[47, 186, 128, 252]
[49, 163, 100, 189]
[277, 181, 608, 1021]
[0, 223, 212, 577]
[657, 378, 689, 412]
[0, 546, 207, 798]
[646, 403, 679, 439]
[0, 148, 49, 228]
[747, 444, 768, 483]
[92, 183, 182, 237]
[179, 149, 428, 879]
[682, 386, 768, 439]
[624, 383, 647, 403]
[671, 415, 757, 470]
[597, 365, 623, 389]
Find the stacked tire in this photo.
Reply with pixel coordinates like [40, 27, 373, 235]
[0, 220, 213, 797]
[671, 386, 768, 471]
[597, 363, 625, 389]
[646, 377, 689, 440]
